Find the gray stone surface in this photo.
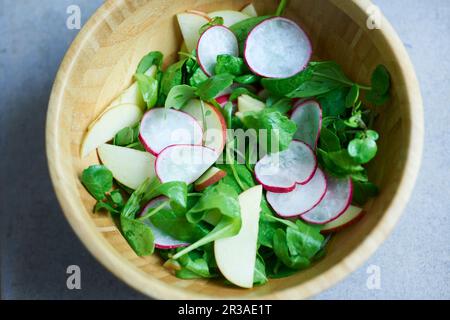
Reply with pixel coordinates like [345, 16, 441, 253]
[0, 0, 448, 300]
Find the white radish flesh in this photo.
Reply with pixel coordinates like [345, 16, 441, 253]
[267, 168, 327, 217]
[255, 140, 317, 193]
[140, 197, 189, 249]
[291, 100, 322, 149]
[139, 108, 203, 156]
[197, 25, 239, 76]
[301, 175, 353, 225]
[155, 145, 218, 184]
[244, 17, 312, 78]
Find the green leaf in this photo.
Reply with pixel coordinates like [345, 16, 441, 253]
[286, 220, 324, 260]
[267, 98, 293, 114]
[199, 16, 224, 35]
[346, 84, 360, 107]
[366, 90, 390, 106]
[94, 201, 119, 214]
[261, 67, 314, 97]
[319, 127, 341, 152]
[229, 16, 271, 53]
[109, 190, 124, 207]
[215, 54, 247, 76]
[150, 207, 209, 243]
[143, 180, 188, 214]
[136, 51, 163, 74]
[195, 73, 235, 101]
[221, 101, 234, 129]
[161, 59, 185, 97]
[273, 229, 310, 269]
[113, 127, 135, 146]
[189, 67, 209, 87]
[165, 85, 196, 110]
[81, 165, 113, 201]
[253, 255, 268, 286]
[318, 87, 350, 117]
[366, 130, 379, 141]
[135, 73, 158, 109]
[240, 109, 297, 153]
[348, 138, 378, 164]
[229, 87, 259, 101]
[234, 74, 260, 85]
[352, 180, 379, 205]
[186, 184, 241, 223]
[120, 216, 154, 256]
[371, 65, 390, 96]
[172, 184, 241, 259]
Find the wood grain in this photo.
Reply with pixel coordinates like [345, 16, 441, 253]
[46, 0, 423, 299]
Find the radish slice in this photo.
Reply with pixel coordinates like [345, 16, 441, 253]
[321, 205, 364, 234]
[139, 109, 203, 156]
[197, 25, 239, 76]
[290, 100, 322, 149]
[139, 196, 189, 249]
[155, 145, 218, 184]
[301, 175, 353, 225]
[216, 94, 231, 107]
[244, 17, 312, 78]
[267, 168, 327, 217]
[255, 140, 317, 193]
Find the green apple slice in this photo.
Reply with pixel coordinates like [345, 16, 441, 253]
[214, 185, 262, 288]
[207, 10, 250, 27]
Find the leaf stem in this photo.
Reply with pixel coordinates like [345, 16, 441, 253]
[312, 71, 372, 91]
[276, 0, 288, 16]
[226, 140, 247, 191]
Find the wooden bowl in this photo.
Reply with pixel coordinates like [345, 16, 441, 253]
[46, 0, 423, 299]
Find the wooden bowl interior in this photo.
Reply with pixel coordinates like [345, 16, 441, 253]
[47, 0, 419, 299]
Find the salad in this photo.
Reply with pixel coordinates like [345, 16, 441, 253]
[80, 1, 390, 288]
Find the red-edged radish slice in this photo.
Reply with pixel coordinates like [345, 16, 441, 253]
[321, 205, 364, 234]
[255, 140, 317, 193]
[301, 175, 353, 225]
[267, 168, 327, 218]
[139, 108, 203, 156]
[290, 100, 322, 149]
[139, 196, 189, 249]
[216, 94, 231, 107]
[155, 145, 218, 184]
[244, 17, 312, 78]
[197, 25, 239, 76]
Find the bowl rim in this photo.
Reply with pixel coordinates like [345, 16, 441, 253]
[46, 0, 424, 299]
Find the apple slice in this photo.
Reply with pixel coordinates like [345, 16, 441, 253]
[88, 66, 157, 130]
[155, 145, 218, 184]
[214, 185, 262, 288]
[208, 10, 250, 27]
[197, 25, 239, 76]
[183, 99, 227, 155]
[194, 167, 227, 191]
[241, 3, 258, 17]
[139, 108, 203, 156]
[139, 196, 190, 249]
[97, 144, 155, 190]
[177, 12, 210, 53]
[236, 94, 265, 120]
[81, 104, 143, 158]
[321, 205, 364, 234]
